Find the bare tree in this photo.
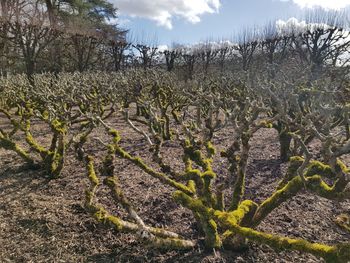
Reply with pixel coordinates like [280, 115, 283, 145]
[234, 27, 259, 71]
[133, 44, 158, 69]
[198, 41, 218, 75]
[180, 47, 198, 80]
[292, 10, 350, 81]
[0, 0, 27, 76]
[260, 21, 293, 78]
[216, 41, 233, 73]
[110, 34, 129, 71]
[7, 1, 61, 80]
[163, 43, 181, 72]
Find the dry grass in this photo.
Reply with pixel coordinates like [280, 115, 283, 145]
[0, 114, 349, 263]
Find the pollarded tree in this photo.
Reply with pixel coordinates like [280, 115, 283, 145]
[259, 21, 293, 78]
[163, 44, 181, 72]
[67, 31, 101, 72]
[59, 0, 119, 72]
[234, 27, 259, 71]
[198, 41, 219, 75]
[0, 0, 60, 78]
[216, 41, 233, 73]
[180, 46, 200, 80]
[11, 21, 60, 80]
[292, 11, 350, 81]
[74, 70, 350, 261]
[133, 43, 159, 69]
[108, 29, 129, 72]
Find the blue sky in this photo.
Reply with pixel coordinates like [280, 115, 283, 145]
[110, 0, 350, 45]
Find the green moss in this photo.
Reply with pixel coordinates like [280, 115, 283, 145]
[202, 170, 216, 179]
[85, 189, 93, 200]
[47, 138, 65, 178]
[105, 215, 123, 231]
[104, 177, 117, 187]
[305, 160, 334, 178]
[202, 179, 214, 207]
[206, 141, 216, 157]
[94, 207, 107, 222]
[51, 119, 66, 134]
[183, 157, 192, 170]
[305, 176, 348, 200]
[220, 200, 257, 251]
[289, 156, 304, 162]
[108, 129, 121, 143]
[253, 176, 303, 225]
[192, 150, 203, 163]
[303, 159, 349, 179]
[26, 132, 48, 155]
[184, 139, 191, 148]
[185, 168, 201, 179]
[93, 206, 124, 231]
[173, 191, 221, 248]
[173, 191, 211, 218]
[215, 200, 257, 227]
[115, 145, 129, 158]
[277, 156, 303, 190]
[203, 219, 222, 248]
[334, 160, 349, 174]
[115, 145, 193, 195]
[187, 180, 196, 193]
[184, 146, 204, 166]
[86, 156, 99, 185]
[41, 110, 49, 120]
[101, 145, 115, 177]
[229, 168, 246, 211]
[233, 225, 342, 262]
[223, 230, 233, 240]
[25, 121, 50, 159]
[307, 175, 332, 190]
[259, 120, 273, 128]
[0, 136, 35, 165]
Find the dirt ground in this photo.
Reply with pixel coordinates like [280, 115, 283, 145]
[0, 112, 349, 263]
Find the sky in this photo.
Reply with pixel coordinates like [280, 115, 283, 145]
[109, 0, 350, 46]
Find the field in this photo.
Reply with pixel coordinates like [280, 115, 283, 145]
[1, 1, 350, 263]
[0, 104, 349, 263]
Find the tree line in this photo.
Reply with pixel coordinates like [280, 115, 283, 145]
[0, 0, 126, 78]
[0, 2, 349, 86]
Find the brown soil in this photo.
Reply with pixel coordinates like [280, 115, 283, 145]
[0, 112, 349, 263]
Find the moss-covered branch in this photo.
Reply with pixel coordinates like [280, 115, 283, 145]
[253, 157, 350, 226]
[108, 129, 194, 196]
[230, 225, 350, 263]
[84, 154, 196, 250]
[174, 190, 350, 261]
[173, 191, 221, 248]
[0, 133, 37, 167]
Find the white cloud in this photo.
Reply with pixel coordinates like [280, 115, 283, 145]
[112, 0, 221, 29]
[283, 0, 350, 9]
[276, 17, 340, 34]
[157, 45, 169, 52]
[276, 17, 307, 34]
